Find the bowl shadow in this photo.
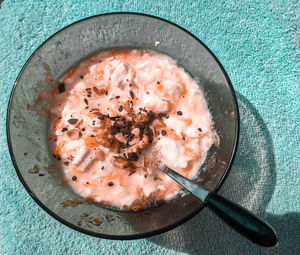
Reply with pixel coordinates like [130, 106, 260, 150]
[149, 92, 299, 254]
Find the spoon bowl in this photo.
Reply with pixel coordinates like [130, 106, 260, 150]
[7, 13, 239, 239]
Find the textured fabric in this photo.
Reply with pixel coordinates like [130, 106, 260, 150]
[0, 0, 299, 254]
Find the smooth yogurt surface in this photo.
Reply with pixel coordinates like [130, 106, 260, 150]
[47, 49, 216, 210]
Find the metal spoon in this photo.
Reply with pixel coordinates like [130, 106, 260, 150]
[161, 165, 278, 248]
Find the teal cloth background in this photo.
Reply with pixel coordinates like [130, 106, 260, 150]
[0, 0, 299, 254]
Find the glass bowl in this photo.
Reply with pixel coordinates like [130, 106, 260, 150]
[7, 13, 239, 239]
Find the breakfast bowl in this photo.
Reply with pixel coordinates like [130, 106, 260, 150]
[7, 13, 239, 239]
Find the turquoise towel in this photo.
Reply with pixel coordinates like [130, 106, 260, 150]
[0, 0, 299, 254]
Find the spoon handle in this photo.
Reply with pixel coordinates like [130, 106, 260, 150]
[165, 167, 277, 248]
[206, 192, 277, 248]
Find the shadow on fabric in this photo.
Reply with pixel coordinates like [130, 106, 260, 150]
[149, 92, 300, 254]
